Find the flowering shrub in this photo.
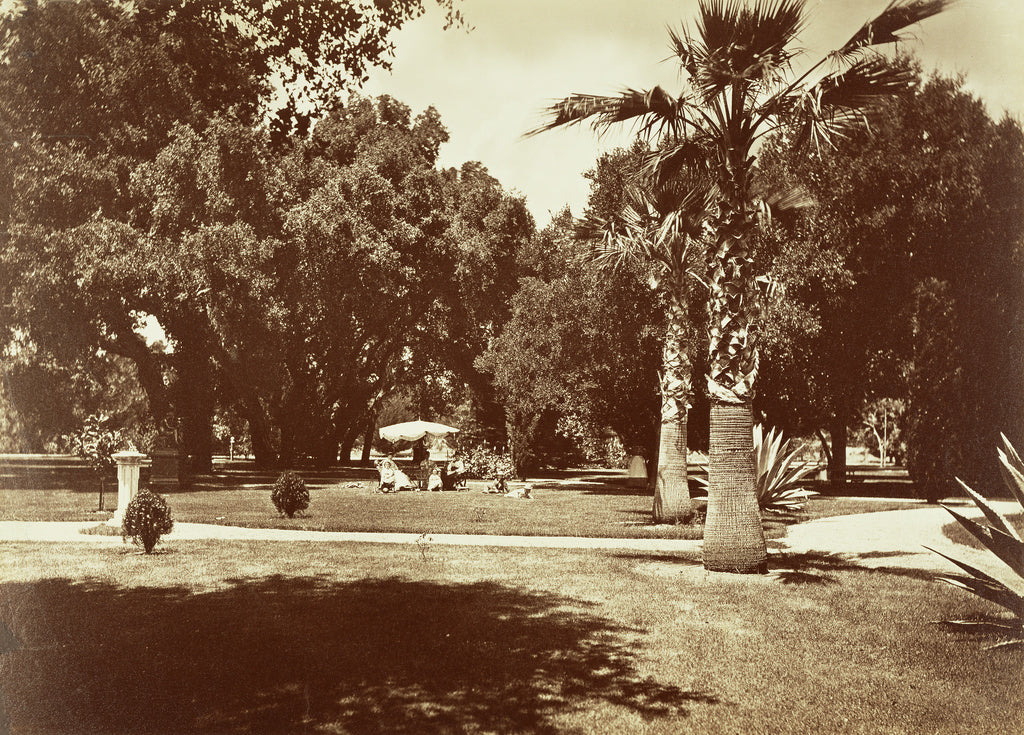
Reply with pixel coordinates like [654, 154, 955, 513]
[271, 471, 310, 518]
[122, 488, 174, 553]
[461, 445, 514, 481]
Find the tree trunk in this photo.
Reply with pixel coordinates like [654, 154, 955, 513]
[703, 194, 766, 574]
[360, 418, 374, 466]
[653, 296, 693, 523]
[703, 400, 767, 574]
[653, 416, 691, 522]
[829, 415, 848, 484]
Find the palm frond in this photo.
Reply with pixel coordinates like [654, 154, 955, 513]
[836, 0, 956, 59]
[686, 0, 806, 100]
[524, 87, 684, 141]
[789, 55, 914, 149]
[641, 138, 715, 187]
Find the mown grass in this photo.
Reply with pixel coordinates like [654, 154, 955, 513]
[1, 457, 923, 540]
[0, 540, 1020, 734]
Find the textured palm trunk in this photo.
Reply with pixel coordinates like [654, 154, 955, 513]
[704, 400, 766, 572]
[703, 199, 767, 573]
[653, 295, 693, 523]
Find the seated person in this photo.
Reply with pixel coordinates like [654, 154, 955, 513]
[427, 466, 443, 491]
[375, 457, 397, 493]
[442, 456, 467, 491]
[393, 465, 414, 491]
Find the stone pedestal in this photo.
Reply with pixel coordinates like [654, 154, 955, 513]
[626, 455, 648, 488]
[108, 450, 147, 526]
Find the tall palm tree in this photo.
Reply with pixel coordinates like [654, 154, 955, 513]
[529, 0, 953, 572]
[583, 178, 713, 524]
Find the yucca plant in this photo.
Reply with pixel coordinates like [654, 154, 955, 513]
[754, 424, 817, 512]
[926, 434, 1024, 649]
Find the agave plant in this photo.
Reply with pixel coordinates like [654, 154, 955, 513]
[696, 425, 817, 511]
[753, 424, 817, 512]
[926, 434, 1024, 650]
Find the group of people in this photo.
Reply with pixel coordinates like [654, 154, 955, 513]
[374, 455, 467, 493]
[373, 451, 532, 498]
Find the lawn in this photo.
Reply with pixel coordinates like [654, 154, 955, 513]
[0, 539, 1020, 734]
[1, 456, 922, 540]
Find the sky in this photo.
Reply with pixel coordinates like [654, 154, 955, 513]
[363, 0, 1024, 227]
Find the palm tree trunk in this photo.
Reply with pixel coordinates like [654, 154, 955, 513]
[653, 295, 693, 523]
[703, 400, 767, 573]
[703, 200, 767, 573]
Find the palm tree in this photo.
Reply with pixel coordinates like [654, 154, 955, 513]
[529, 0, 953, 572]
[582, 178, 713, 524]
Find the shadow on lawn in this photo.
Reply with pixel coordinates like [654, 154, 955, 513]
[766, 550, 939, 586]
[0, 575, 717, 734]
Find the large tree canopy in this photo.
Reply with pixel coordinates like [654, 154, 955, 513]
[1, 0, 541, 469]
[755, 62, 1024, 495]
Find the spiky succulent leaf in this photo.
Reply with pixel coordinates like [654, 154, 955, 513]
[752, 423, 817, 511]
[941, 505, 1024, 577]
[926, 546, 1024, 617]
[997, 434, 1024, 508]
[953, 478, 1022, 542]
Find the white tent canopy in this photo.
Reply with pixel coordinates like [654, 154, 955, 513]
[378, 420, 460, 444]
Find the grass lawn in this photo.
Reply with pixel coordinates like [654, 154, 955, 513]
[1, 457, 922, 540]
[0, 540, 1020, 734]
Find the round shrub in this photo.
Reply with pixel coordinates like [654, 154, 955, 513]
[122, 488, 174, 553]
[271, 471, 309, 518]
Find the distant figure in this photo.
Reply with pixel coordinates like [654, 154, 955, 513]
[375, 457, 397, 493]
[412, 439, 429, 465]
[442, 456, 467, 491]
[504, 483, 533, 499]
[394, 464, 414, 491]
[483, 476, 508, 494]
[427, 466, 443, 491]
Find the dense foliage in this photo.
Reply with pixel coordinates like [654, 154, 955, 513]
[1, 1, 530, 470]
[756, 63, 1024, 495]
[482, 148, 677, 478]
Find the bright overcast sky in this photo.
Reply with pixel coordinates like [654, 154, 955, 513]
[364, 0, 1024, 227]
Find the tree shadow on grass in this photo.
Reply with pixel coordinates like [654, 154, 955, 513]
[765, 550, 940, 585]
[0, 575, 716, 734]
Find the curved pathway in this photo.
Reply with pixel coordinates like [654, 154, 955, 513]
[1, 500, 1019, 582]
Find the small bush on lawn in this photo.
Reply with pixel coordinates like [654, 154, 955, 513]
[122, 488, 174, 553]
[272, 471, 309, 518]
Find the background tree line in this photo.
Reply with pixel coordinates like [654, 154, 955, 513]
[3, 2, 1022, 509]
[1, 0, 537, 471]
[486, 58, 1024, 502]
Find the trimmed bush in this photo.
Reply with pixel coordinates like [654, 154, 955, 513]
[122, 488, 174, 553]
[271, 471, 309, 518]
